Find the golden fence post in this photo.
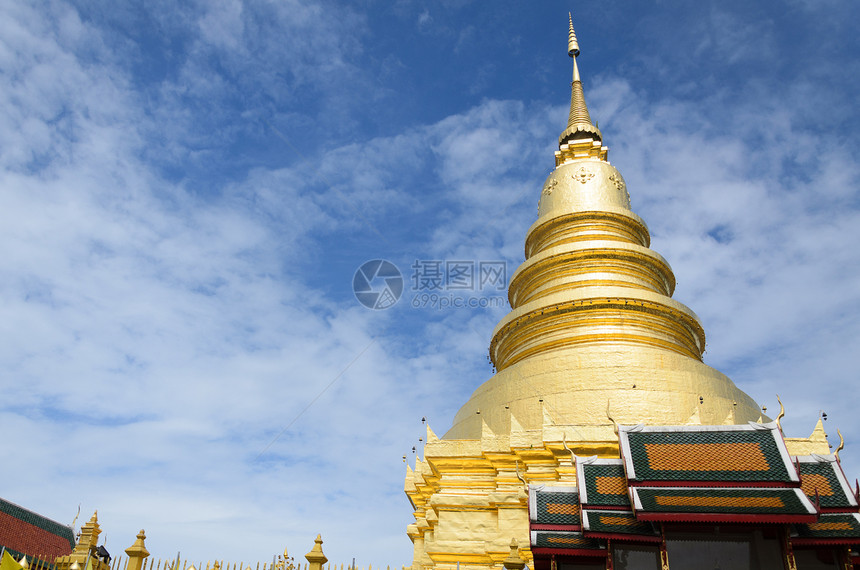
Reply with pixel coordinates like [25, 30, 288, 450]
[304, 536, 327, 570]
[125, 531, 150, 570]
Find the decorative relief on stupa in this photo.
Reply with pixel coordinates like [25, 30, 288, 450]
[542, 179, 559, 195]
[609, 172, 630, 201]
[571, 166, 594, 184]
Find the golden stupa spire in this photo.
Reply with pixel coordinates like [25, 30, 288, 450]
[560, 13, 601, 145]
[443, 13, 765, 440]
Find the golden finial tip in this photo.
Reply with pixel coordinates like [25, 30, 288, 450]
[568, 13, 580, 57]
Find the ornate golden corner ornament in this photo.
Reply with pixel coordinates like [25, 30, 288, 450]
[776, 395, 785, 431]
[836, 428, 845, 462]
[606, 401, 619, 435]
[562, 433, 577, 465]
[515, 460, 527, 490]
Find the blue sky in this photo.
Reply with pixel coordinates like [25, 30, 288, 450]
[1, 0, 859, 566]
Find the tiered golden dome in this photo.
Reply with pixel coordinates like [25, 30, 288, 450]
[444, 15, 762, 440]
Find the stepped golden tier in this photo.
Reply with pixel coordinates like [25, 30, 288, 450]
[404, 15, 836, 570]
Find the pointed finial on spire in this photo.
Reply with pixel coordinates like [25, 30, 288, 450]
[567, 13, 580, 57]
[559, 13, 602, 145]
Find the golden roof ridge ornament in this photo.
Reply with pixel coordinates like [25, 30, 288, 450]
[835, 428, 845, 462]
[775, 395, 785, 431]
[559, 13, 602, 146]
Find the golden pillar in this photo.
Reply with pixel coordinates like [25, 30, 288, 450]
[304, 535, 328, 570]
[124, 530, 150, 570]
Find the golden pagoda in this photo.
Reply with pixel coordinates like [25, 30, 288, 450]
[404, 14, 839, 570]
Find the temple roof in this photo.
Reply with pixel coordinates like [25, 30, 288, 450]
[528, 486, 580, 527]
[0, 498, 75, 560]
[529, 422, 860, 556]
[630, 487, 817, 522]
[530, 530, 605, 554]
[620, 422, 797, 484]
[796, 454, 859, 511]
[793, 513, 860, 545]
[580, 510, 659, 541]
[576, 458, 629, 508]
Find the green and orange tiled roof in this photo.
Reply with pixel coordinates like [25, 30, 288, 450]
[576, 458, 631, 508]
[795, 455, 859, 511]
[793, 513, 860, 544]
[529, 485, 581, 526]
[528, 422, 860, 555]
[530, 530, 605, 552]
[581, 509, 659, 540]
[619, 423, 797, 484]
[631, 487, 817, 522]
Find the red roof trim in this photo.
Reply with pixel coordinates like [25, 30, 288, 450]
[579, 504, 633, 511]
[819, 507, 860, 514]
[583, 531, 662, 544]
[790, 538, 860, 546]
[530, 524, 581, 532]
[531, 548, 606, 557]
